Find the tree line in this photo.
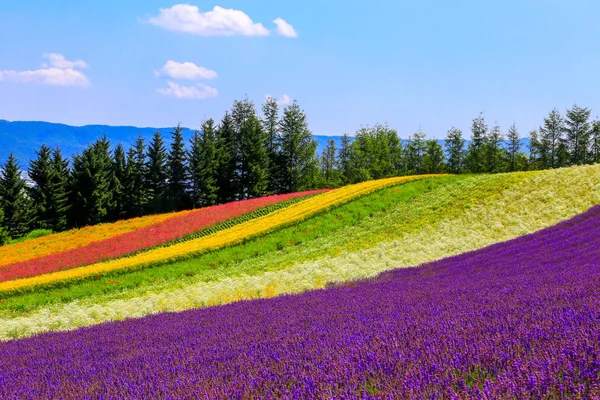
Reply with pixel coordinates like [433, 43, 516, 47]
[1, 101, 599, 243]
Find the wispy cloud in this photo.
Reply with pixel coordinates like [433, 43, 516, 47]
[147, 4, 269, 36]
[155, 60, 217, 80]
[157, 81, 218, 99]
[0, 53, 90, 87]
[265, 94, 293, 106]
[273, 18, 297, 38]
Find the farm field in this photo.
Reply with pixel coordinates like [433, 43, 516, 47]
[0, 164, 598, 342]
[1, 168, 599, 398]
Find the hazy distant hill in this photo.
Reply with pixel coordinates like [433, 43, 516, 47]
[0, 120, 343, 167]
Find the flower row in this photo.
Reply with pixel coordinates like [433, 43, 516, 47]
[0, 175, 442, 292]
[0, 190, 327, 282]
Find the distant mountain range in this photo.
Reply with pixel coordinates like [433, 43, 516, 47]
[0, 119, 530, 168]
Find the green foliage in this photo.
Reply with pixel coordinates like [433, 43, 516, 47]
[444, 127, 465, 174]
[241, 115, 270, 198]
[189, 119, 219, 207]
[146, 131, 168, 213]
[592, 120, 600, 164]
[320, 138, 343, 187]
[216, 112, 237, 203]
[111, 144, 127, 220]
[68, 136, 114, 227]
[0, 154, 30, 238]
[465, 113, 487, 173]
[505, 124, 521, 172]
[262, 96, 281, 192]
[405, 129, 427, 174]
[166, 124, 189, 211]
[123, 136, 148, 218]
[539, 108, 564, 169]
[278, 100, 318, 192]
[422, 139, 446, 174]
[8, 229, 52, 244]
[564, 104, 591, 165]
[484, 123, 504, 173]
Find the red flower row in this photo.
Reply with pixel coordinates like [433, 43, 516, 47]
[0, 190, 327, 282]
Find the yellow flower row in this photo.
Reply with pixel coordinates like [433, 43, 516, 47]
[0, 211, 192, 267]
[0, 175, 448, 292]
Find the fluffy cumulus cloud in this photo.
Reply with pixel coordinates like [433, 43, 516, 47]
[273, 18, 297, 38]
[0, 53, 90, 87]
[156, 60, 217, 80]
[266, 94, 293, 106]
[147, 4, 269, 36]
[157, 81, 218, 99]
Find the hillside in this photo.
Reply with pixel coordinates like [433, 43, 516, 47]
[1, 165, 598, 340]
[0, 119, 343, 166]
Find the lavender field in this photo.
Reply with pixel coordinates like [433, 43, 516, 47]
[1, 205, 599, 398]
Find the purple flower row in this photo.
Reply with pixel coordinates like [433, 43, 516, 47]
[1, 205, 599, 399]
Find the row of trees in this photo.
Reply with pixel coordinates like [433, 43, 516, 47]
[1, 101, 599, 242]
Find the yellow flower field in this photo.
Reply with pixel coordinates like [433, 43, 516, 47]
[0, 175, 445, 292]
[0, 211, 191, 268]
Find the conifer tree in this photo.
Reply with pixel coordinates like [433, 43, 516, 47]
[69, 136, 114, 226]
[465, 113, 487, 173]
[564, 104, 591, 165]
[123, 136, 147, 218]
[0, 154, 29, 238]
[0, 207, 9, 245]
[320, 138, 343, 187]
[405, 129, 427, 174]
[189, 119, 219, 207]
[111, 144, 127, 220]
[231, 98, 258, 198]
[262, 96, 281, 191]
[28, 145, 54, 229]
[485, 123, 504, 173]
[505, 123, 521, 172]
[444, 127, 465, 174]
[591, 119, 600, 164]
[241, 115, 270, 198]
[49, 148, 70, 231]
[539, 108, 564, 169]
[422, 139, 446, 174]
[146, 131, 168, 213]
[166, 123, 189, 210]
[278, 100, 318, 192]
[216, 112, 237, 203]
[338, 133, 353, 182]
[528, 129, 543, 170]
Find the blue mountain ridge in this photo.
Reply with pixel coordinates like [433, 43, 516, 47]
[0, 120, 530, 168]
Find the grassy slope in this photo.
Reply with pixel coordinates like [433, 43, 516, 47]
[2, 165, 599, 339]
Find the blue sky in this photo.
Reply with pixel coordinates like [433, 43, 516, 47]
[1, 0, 599, 138]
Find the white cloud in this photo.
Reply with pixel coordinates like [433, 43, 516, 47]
[266, 93, 293, 106]
[0, 53, 90, 87]
[147, 4, 270, 36]
[156, 60, 217, 80]
[273, 18, 297, 38]
[157, 81, 218, 99]
[42, 53, 88, 69]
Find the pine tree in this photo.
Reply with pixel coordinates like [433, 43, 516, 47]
[485, 123, 504, 173]
[48, 148, 70, 231]
[262, 96, 281, 191]
[564, 104, 591, 165]
[123, 136, 147, 218]
[528, 129, 544, 170]
[320, 138, 343, 187]
[505, 123, 521, 172]
[591, 119, 600, 164]
[241, 115, 270, 198]
[111, 144, 127, 220]
[278, 100, 318, 192]
[465, 113, 487, 173]
[405, 129, 427, 174]
[539, 108, 564, 169]
[0, 207, 9, 245]
[69, 136, 114, 227]
[231, 98, 258, 198]
[28, 145, 54, 230]
[444, 127, 465, 174]
[166, 123, 189, 211]
[189, 119, 219, 207]
[216, 112, 238, 203]
[422, 139, 446, 174]
[146, 131, 168, 213]
[0, 154, 29, 238]
[338, 133, 353, 182]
